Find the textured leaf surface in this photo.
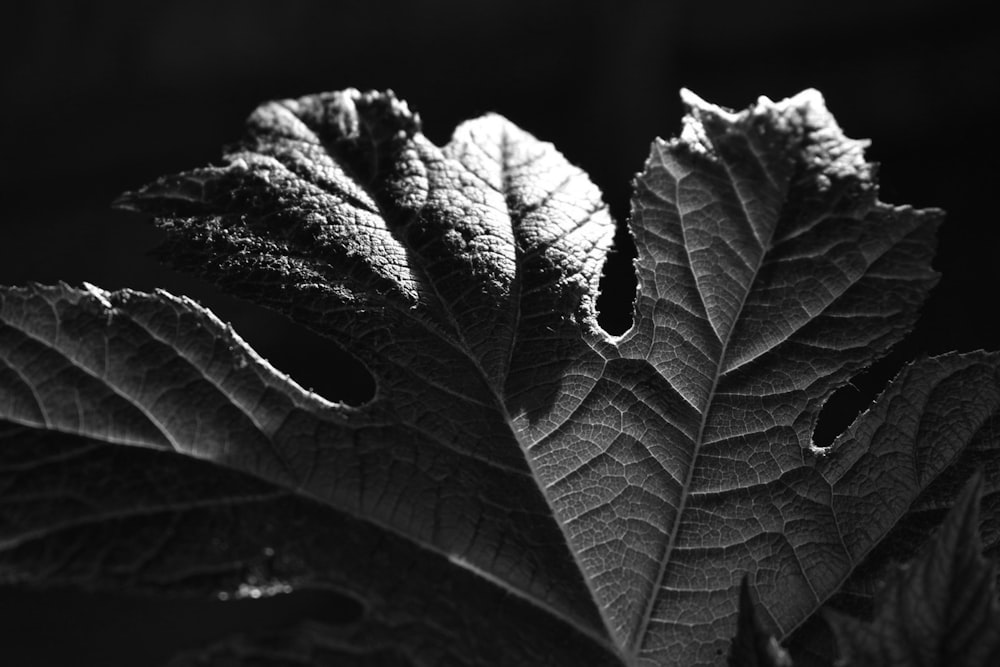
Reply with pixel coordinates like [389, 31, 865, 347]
[826, 475, 1000, 666]
[3, 89, 1000, 666]
[786, 410, 1000, 665]
[0, 285, 618, 666]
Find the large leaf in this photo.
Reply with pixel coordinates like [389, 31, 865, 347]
[2, 89, 999, 666]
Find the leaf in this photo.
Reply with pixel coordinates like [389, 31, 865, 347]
[0, 285, 619, 666]
[786, 412, 1000, 665]
[2, 89, 1000, 666]
[825, 474, 1000, 666]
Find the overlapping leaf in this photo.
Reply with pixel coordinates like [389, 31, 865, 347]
[826, 474, 1000, 666]
[786, 410, 1000, 665]
[2, 89, 999, 666]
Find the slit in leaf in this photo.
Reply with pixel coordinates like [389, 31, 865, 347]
[197, 294, 377, 407]
[813, 353, 907, 448]
[245, 312, 376, 408]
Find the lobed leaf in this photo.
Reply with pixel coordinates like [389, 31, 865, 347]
[3, 88, 999, 666]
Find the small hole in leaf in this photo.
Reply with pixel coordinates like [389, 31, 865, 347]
[813, 382, 865, 448]
[597, 223, 637, 336]
[813, 355, 905, 448]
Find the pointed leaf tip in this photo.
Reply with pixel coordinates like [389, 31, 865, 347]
[728, 576, 793, 667]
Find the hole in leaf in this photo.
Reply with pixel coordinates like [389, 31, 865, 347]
[161, 280, 377, 407]
[813, 382, 866, 448]
[222, 304, 376, 407]
[597, 222, 637, 336]
[812, 353, 907, 448]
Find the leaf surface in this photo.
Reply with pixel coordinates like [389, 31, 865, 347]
[2, 89, 999, 666]
[786, 410, 1000, 665]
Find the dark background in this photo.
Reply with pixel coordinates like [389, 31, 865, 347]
[1, 1, 997, 665]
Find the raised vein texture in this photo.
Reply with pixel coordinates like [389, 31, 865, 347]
[4, 90, 618, 653]
[2, 88, 1000, 667]
[516, 89, 949, 665]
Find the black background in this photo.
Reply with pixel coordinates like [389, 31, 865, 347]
[1, 1, 997, 665]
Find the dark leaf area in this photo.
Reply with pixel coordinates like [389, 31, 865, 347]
[826, 475, 1000, 666]
[787, 411, 1000, 665]
[0, 421, 617, 666]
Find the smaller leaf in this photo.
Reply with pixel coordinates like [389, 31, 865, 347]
[826, 473, 1000, 667]
[728, 576, 793, 667]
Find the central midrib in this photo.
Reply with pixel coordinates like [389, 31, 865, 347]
[626, 157, 777, 660]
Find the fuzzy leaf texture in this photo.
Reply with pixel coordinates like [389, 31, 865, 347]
[2, 89, 999, 667]
[826, 474, 1000, 666]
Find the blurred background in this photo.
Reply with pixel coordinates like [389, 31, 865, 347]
[1, 1, 997, 664]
